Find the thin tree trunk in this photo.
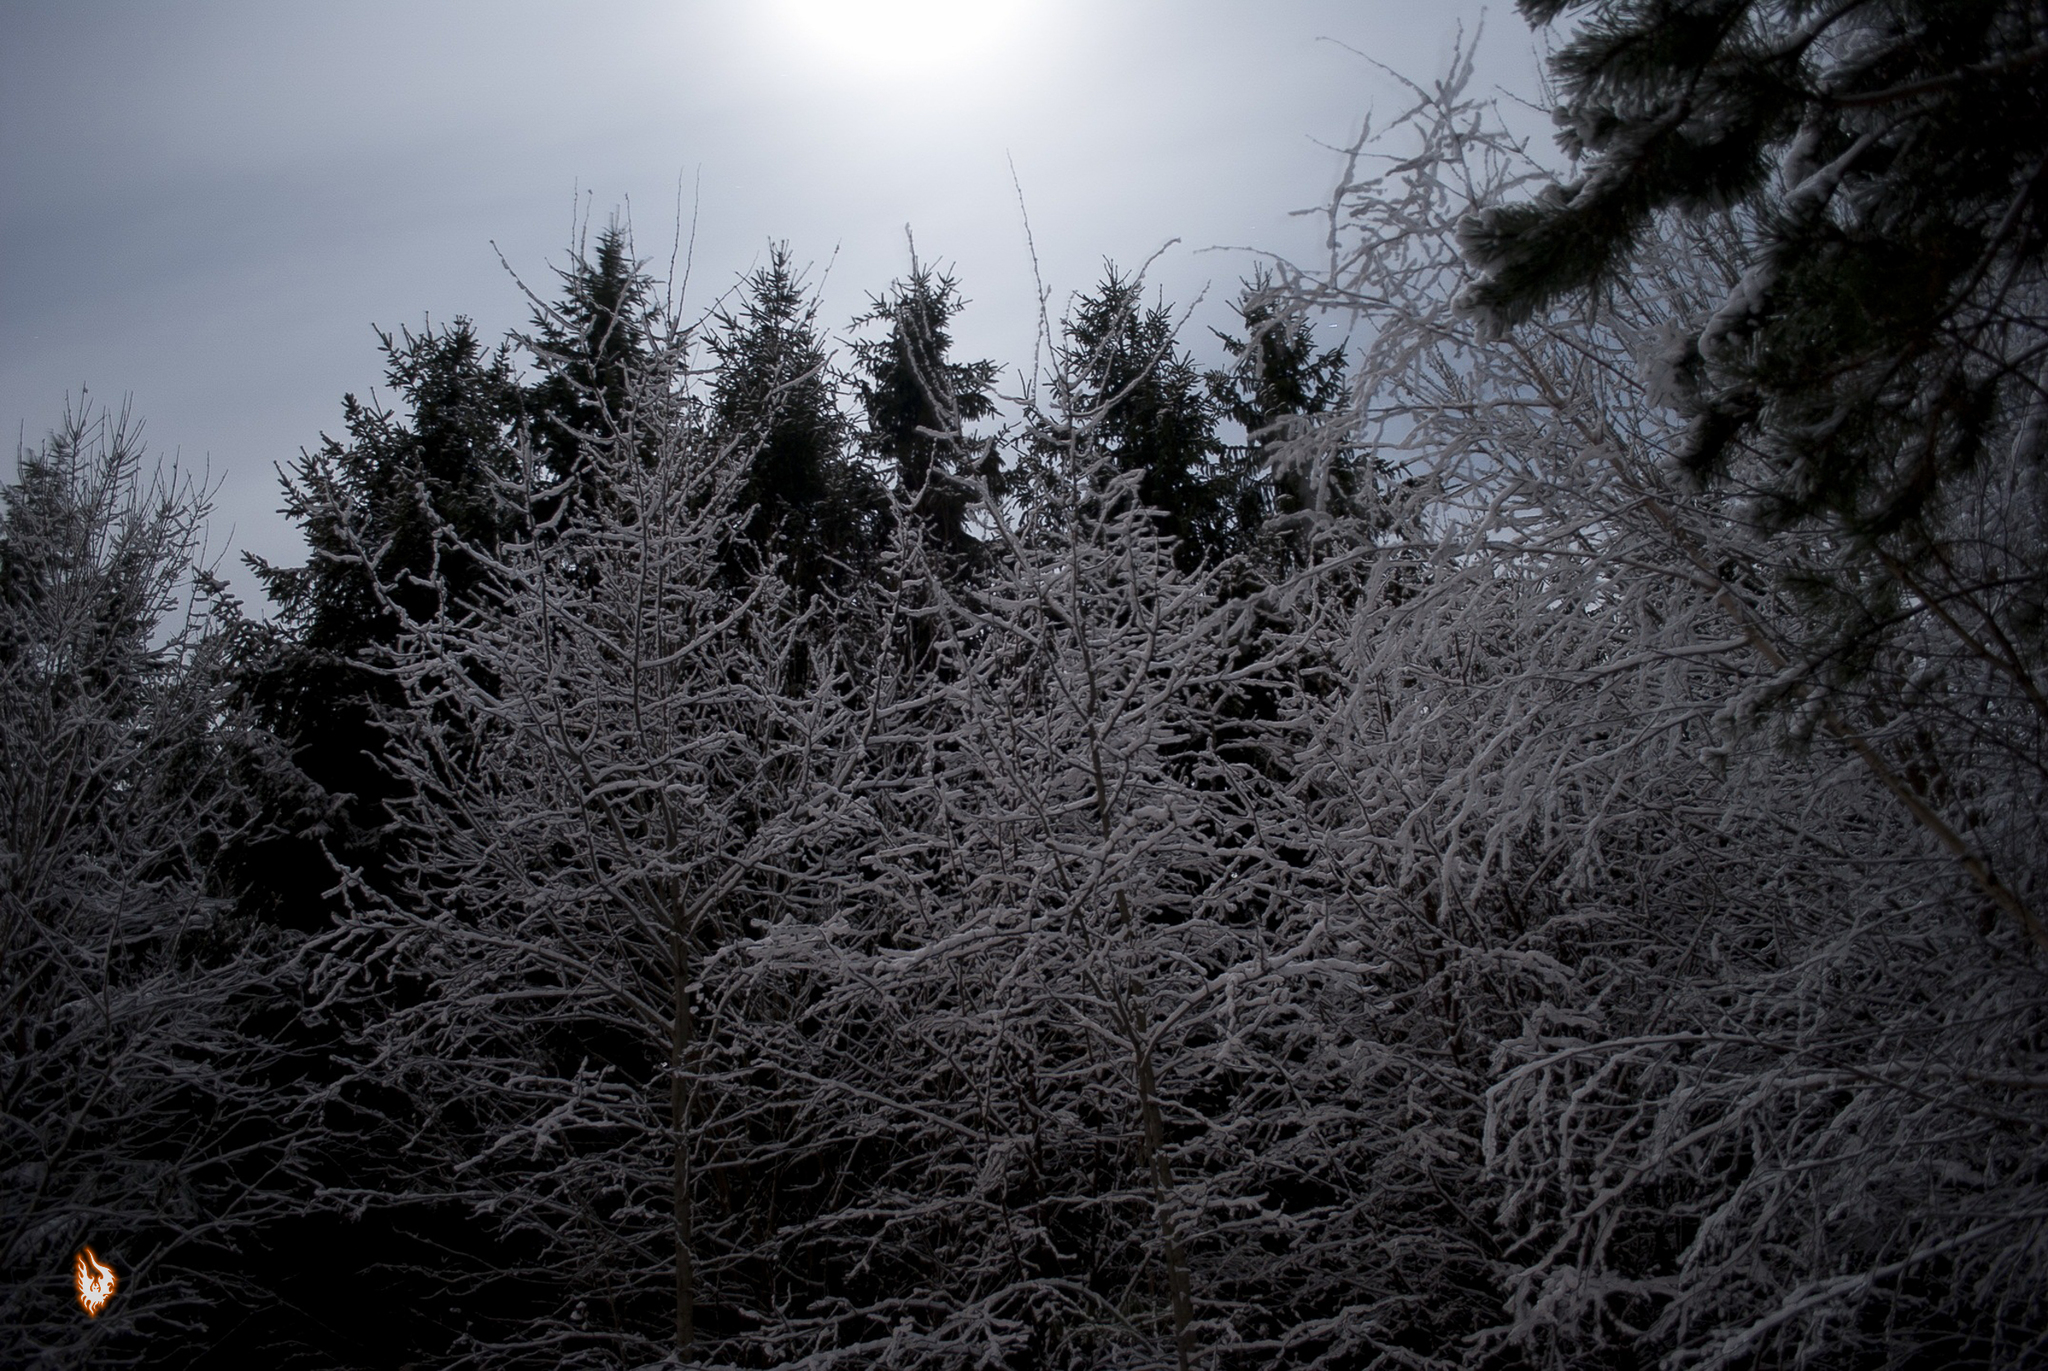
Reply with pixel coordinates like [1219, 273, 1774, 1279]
[671, 919, 694, 1358]
[1131, 998, 1196, 1371]
[1067, 561, 1197, 1369]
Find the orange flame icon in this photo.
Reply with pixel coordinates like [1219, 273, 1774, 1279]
[74, 1246, 116, 1317]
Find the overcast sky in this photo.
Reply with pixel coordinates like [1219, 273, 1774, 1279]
[2, 0, 1538, 604]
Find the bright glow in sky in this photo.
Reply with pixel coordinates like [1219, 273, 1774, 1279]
[770, 0, 1032, 76]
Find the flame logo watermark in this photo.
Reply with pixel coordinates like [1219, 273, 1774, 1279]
[74, 1246, 116, 1317]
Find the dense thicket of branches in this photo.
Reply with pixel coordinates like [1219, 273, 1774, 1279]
[1, 406, 304, 1368]
[7, 18, 2044, 1370]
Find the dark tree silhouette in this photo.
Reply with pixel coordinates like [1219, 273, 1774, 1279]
[523, 220, 663, 488]
[242, 319, 521, 929]
[709, 243, 886, 597]
[1046, 266, 1229, 572]
[851, 256, 1001, 575]
[1459, 0, 2048, 546]
[1208, 271, 1355, 564]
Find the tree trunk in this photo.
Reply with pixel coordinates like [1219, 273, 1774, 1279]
[671, 920, 695, 1358]
[1130, 998, 1195, 1371]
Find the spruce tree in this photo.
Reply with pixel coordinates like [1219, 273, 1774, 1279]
[1046, 266, 1229, 573]
[708, 243, 885, 596]
[242, 320, 520, 928]
[523, 221, 661, 485]
[1453, 2, 2048, 950]
[1459, 0, 2048, 546]
[850, 259, 1000, 574]
[1208, 272, 1354, 562]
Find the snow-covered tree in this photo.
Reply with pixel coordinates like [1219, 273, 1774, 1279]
[675, 279, 1488, 1368]
[1273, 48, 2048, 1366]
[1, 402, 301, 1368]
[299, 265, 904, 1363]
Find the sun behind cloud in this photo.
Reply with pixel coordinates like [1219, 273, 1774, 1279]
[769, 0, 1033, 78]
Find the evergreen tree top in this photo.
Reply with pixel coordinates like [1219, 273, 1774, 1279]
[1460, 0, 2048, 542]
[1036, 265, 1229, 572]
[1208, 272, 1348, 453]
[528, 222, 657, 367]
[523, 221, 663, 478]
[850, 260, 999, 453]
[707, 242, 842, 444]
[850, 258, 1003, 570]
[708, 242, 885, 596]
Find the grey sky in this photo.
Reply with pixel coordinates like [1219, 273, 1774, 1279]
[2, 0, 1535, 604]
